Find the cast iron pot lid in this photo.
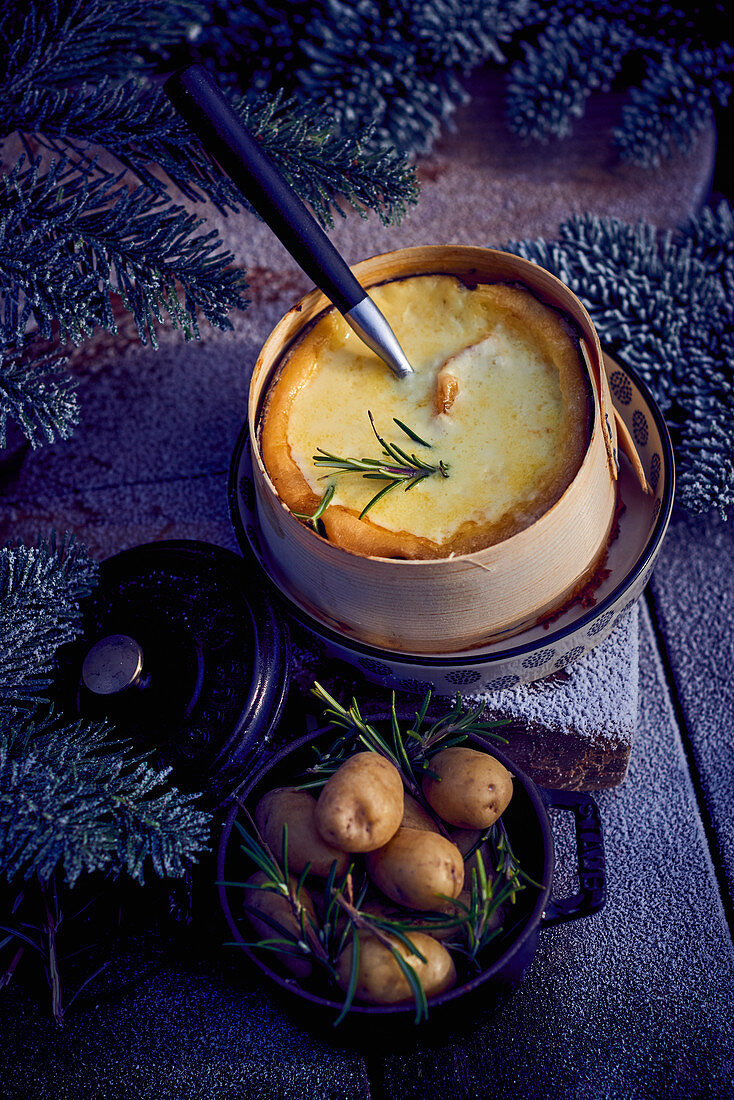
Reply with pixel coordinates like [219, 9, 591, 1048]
[53, 540, 290, 805]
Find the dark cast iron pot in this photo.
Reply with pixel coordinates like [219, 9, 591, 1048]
[217, 731, 606, 1047]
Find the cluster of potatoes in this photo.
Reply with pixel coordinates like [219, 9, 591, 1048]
[247, 745, 514, 1007]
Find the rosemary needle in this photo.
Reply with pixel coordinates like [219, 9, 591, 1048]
[392, 418, 432, 447]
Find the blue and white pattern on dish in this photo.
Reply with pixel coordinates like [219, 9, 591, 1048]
[357, 657, 393, 677]
[397, 678, 435, 694]
[587, 610, 615, 637]
[554, 646, 586, 669]
[609, 370, 632, 405]
[445, 668, 482, 685]
[632, 409, 649, 447]
[486, 674, 521, 691]
[521, 648, 556, 668]
[650, 453, 661, 492]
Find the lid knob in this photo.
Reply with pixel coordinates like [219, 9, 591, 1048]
[82, 634, 144, 696]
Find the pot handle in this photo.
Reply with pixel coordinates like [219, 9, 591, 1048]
[540, 789, 606, 927]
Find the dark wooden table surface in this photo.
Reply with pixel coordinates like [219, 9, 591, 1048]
[1, 76, 733, 1099]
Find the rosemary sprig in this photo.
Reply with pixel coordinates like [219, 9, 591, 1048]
[337, 930, 361, 1027]
[391, 418, 432, 447]
[226, 813, 439, 1025]
[489, 817, 542, 901]
[312, 411, 449, 519]
[227, 805, 331, 973]
[306, 683, 508, 810]
[446, 817, 542, 968]
[330, 873, 432, 1026]
[447, 847, 519, 967]
[292, 482, 335, 530]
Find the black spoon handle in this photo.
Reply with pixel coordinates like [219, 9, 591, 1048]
[164, 65, 413, 378]
[165, 65, 370, 314]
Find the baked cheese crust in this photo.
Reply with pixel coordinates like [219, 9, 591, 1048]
[260, 275, 590, 560]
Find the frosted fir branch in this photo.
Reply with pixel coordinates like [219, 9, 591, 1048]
[152, 0, 313, 98]
[0, 708, 212, 888]
[152, 0, 731, 165]
[103, 760, 212, 882]
[507, 207, 734, 516]
[240, 91, 419, 228]
[0, 340, 79, 449]
[182, 0, 537, 156]
[613, 43, 734, 168]
[4, 78, 418, 226]
[0, 156, 248, 349]
[408, 0, 538, 69]
[679, 201, 734, 299]
[0, 78, 236, 211]
[536, 0, 715, 39]
[0, 0, 204, 97]
[0, 534, 97, 713]
[503, 3, 731, 164]
[292, 2, 463, 155]
[505, 14, 637, 142]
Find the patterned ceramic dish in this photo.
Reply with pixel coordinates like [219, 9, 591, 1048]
[229, 351, 674, 693]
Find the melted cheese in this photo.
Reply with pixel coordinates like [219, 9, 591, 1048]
[260, 275, 590, 559]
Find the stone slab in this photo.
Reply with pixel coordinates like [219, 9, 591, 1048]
[292, 605, 639, 792]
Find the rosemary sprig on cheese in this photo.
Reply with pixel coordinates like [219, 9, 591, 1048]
[293, 482, 336, 529]
[312, 411, 450, 519]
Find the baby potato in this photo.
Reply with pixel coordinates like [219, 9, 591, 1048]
[254, 787, 349, 877]
[314, 752, 404, 852]
[336, 931, 456, 1005]
[401, 792, 439, 833]
[422, 746, 513, 829]
[366, 827, 464, 911]
[244, 871, 317, 978]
